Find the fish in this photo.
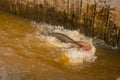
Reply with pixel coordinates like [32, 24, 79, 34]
[51, 33, 76, 43]
[51, 33, 92, 51]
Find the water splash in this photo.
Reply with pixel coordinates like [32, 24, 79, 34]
[117, 76, 120, 80]
[31, 22, 96, 65]
[93, 38, 119, 50]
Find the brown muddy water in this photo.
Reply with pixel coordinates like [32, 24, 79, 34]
[0, 10, 120, 80]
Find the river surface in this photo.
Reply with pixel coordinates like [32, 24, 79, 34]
[0, 10, 120, 80]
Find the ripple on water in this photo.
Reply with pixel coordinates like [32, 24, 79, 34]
[0, 47, 17, 57]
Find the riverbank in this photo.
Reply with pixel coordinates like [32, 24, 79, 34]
[0, 0, 120, 49]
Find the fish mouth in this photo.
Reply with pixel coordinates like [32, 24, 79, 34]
[77, 42, 92, 51]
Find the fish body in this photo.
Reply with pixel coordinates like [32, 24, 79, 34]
[51, 33, 92, 51]
[51, 33, 75, 43]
